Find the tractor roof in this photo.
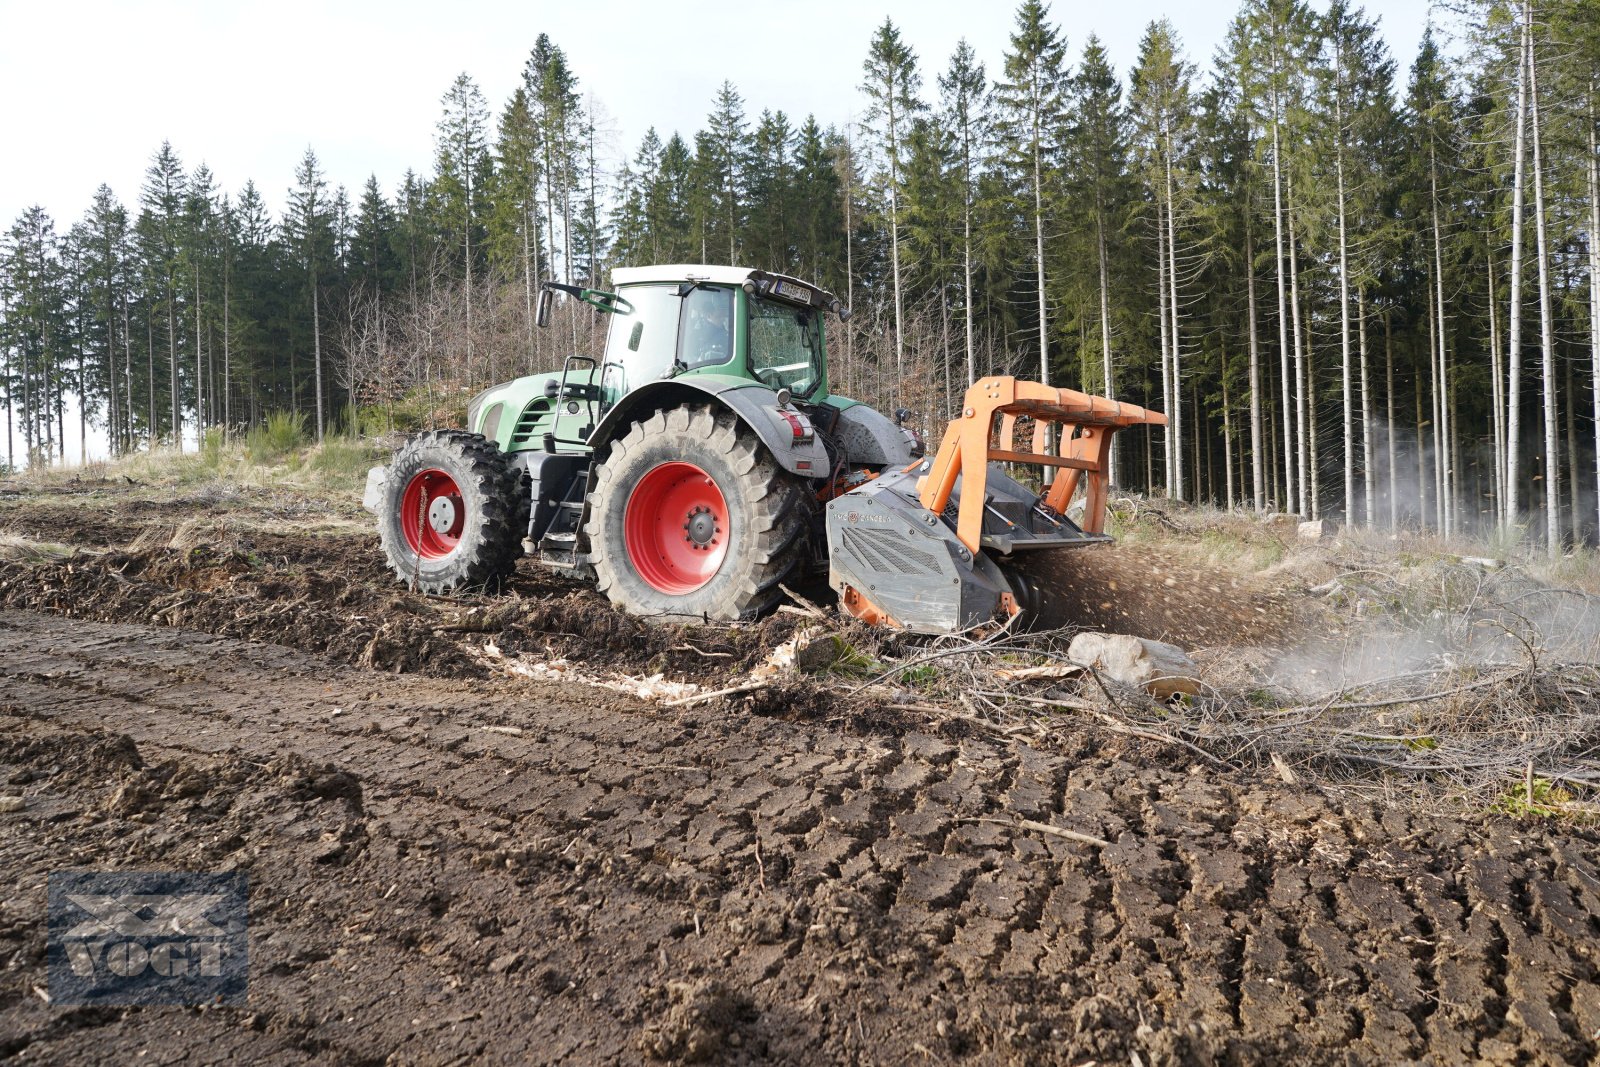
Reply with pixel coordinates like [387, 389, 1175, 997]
[609, 264, 757, 287]
[608, 264, 847, 318]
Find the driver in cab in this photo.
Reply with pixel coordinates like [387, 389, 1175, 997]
[685, 295, 732, 369]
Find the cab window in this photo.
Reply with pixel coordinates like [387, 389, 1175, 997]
[679, 285, 736, 371]
[600, 284, 680, 407]
[748, 296, 824, 396]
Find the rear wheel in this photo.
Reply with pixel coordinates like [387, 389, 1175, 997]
[587, 406, 813, 622]
[378, 430, 525, 595]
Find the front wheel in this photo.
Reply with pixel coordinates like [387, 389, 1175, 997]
[587, 406, 813, 622]
[377, 430, 525, 595]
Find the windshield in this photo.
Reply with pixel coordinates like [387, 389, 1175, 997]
[748, 295, 824, 397]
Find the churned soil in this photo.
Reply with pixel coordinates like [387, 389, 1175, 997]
[0, 479, 1597, 1064]
[0, 487, 805, 686]
[1, 611, 1597, 1065]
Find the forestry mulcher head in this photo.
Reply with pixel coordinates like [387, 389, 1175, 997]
[825, 376, 1168, 635]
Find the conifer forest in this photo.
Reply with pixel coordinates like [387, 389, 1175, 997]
[4, 0, 1600, 550]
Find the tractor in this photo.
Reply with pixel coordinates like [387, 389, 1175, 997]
[364, 264, 1165, 634]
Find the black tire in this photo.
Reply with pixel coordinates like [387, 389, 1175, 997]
[587, 405, 814, 622]
[377, 430, 525, 596]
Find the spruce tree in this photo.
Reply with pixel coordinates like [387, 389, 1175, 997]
[996, 0, 1069, 387]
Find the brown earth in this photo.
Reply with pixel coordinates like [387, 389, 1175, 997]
[3, 610, 1599, 1065]
[1018, 542, 1300, 650]
[0, 492, 811, 687]
[1, 482, 1598, 1064]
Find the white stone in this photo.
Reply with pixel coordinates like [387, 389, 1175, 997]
[1067, 632, 1200, 699]
[1297, 519, 1332, 540]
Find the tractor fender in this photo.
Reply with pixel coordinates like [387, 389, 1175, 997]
[828, 400, 918, 467]
[588, 379, 831, 479]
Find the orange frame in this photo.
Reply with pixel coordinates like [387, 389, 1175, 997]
[918, 377, 1168, 553]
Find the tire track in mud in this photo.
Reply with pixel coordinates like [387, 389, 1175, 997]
[1, 607, 1597, 1065]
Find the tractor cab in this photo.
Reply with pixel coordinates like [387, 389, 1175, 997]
[592, 265, 835, 414]
[492, 266, 844, 458]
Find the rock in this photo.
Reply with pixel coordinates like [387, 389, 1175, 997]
[1067, 632, 1200, 698]
[488, 950, 523, 974]
[0, 795, 25, 813]
[1297, 519, 1333, 540]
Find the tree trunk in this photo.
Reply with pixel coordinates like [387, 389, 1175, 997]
[194, 265, 204, 435]
[1097, 203, 1115, 484]
[1589, 89, 1600, 543]
[845, 158, 855, 393]
[963, 140, 976, 392]
[1164, 138, 1184, 501]
[888, 98, 907, 404]
[1156, 200, 1173, 497]
[1271, 104, 1296, 512]
[1505, 9, 1530, 526]
[1336, 87, 1354, 525]
[523, 199, 536, 362]
[1033, 116, 1049, 387]
[1529, 24, 1559, 556]
[122, 302, 134, 450]
[1287, 181, 1308, 517]
[1427, 291, 1441, 530]
[1565, 356, 1579, 543]
[1385, 311, 1397, 529]
[940, 296, 953, 418]
[312, 264, 324, 442]
[1487, 245, 1505, 519]
[147, 312, 156, 446]
[1222, 339, 1235, 510]
[1416, 373, 1428, 529]
[223, 263, 231, 435]
[167, 290, 179, 447]
[1430, 143, 1452, 537]
[1359, 289, 1374, 527]
[1246, 224, 1264, 511]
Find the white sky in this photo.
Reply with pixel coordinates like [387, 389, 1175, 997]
[0, 0, 1435, 230]
[0, 0, 1434, 467]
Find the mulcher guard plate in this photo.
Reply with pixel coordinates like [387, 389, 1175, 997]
[826, 377, 1167, 634]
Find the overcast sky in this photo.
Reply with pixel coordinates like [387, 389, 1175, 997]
[0, 0, 1436, 234]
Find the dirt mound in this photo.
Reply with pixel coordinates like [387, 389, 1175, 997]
[0, 528, 813, 689]
[639, 980, 757, 1062]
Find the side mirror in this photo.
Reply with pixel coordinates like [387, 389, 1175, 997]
[535, 286, 553, 329]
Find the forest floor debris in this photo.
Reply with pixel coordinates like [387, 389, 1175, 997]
[1, 472, 1598, 1063]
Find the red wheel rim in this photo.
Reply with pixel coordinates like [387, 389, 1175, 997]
[399, 468, 465, 560]
[624, 462, 729, 594]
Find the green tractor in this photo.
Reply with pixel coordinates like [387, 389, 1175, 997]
[365, 264, 1165, 632]
[366, 265, 920, 622]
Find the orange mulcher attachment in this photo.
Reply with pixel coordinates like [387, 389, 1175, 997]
[919, 377, 1169, 554]
[825, 376, 1167, 634]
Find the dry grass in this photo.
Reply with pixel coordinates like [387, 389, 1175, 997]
[0, 533, 78, 563]
[5, 436, 388, 501]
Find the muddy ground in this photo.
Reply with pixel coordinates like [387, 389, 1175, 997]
[1, 480, 1598, 1065]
